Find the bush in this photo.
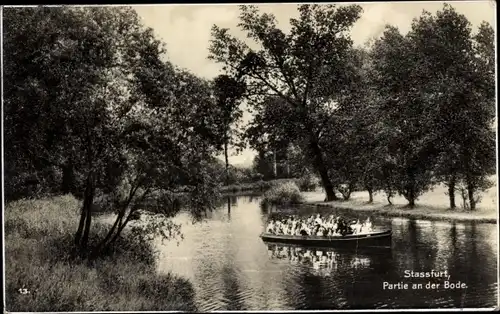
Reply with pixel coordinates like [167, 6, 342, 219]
[4, 195, 197, 312]
[295, 174, 318, 192]
[260, 181, 304, 207]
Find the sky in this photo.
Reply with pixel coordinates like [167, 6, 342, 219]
[133, 1, 496, 167]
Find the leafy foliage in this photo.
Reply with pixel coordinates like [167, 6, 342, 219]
[260, 181, 304, 207]
[209, 4, 364, 201]
[4, 6, 224, 257]
[356, 5, 495, 208]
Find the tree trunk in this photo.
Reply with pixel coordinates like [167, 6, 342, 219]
[408, 196, 415, 207]
[61, 160, 75, 195]
[405, 174, 416, 208]
[96, 178, 142, 254]
[92, 214, 123, 258]
[91, 205, 127, 259]
[74, 203, 87, 246]
[386, 193, 392, 205]
[448, 175, 456, 209]
[286, 160, 290, 178]
[406, 183, 416, 207]
[224, 141, 229, 185]
[108, 213, 133, 246]
[273, 148, 277, 178]
[92, 186, 148, 259]
[467, 178, 476, 210]
[309, 140, 338, 201]
[80, 172, 95, 252]
[75, 172, 92, 246]
[367, 188, 374, 203]
[227, 196, 231, 218]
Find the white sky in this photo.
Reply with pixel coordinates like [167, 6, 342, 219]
[133, 1, 496, 167]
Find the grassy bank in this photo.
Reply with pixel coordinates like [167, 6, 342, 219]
[303, 179, 498, 223]
[4, 195, 197, 312]
[307, 202, 497, 223]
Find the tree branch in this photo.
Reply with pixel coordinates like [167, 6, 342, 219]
[248, 70, 300, 107]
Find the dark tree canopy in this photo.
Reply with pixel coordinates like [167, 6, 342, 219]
[209, 4, 364, 201]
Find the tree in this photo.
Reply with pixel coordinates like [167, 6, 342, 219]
[252, 150, 276, 180]
[212, 74, 247, 185]
[462, 21, 496, 210]
[3, 7, 101, 200]
[369, 25, 439, 208]
[407, 5, 495, 210]
[364, 5, 495, 209]
[245, 95, 301, 180]
[4, 6, 144, 250]
[208, 4, 363, 201]
[318, 46, 381, 201]
[4, 6, 223, 258]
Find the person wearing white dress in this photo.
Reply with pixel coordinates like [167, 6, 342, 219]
[300, 223, 310, 236]
[274, 221, 282, 234]
[266, 220, 275, 234]
[314, 213, 323, 225]
[318, 226, 328, 236]
[282, 223, 289, 235]
[356, 221, 363, 234]
[365, 217, 373, 233]
[351, 220, 362, 234]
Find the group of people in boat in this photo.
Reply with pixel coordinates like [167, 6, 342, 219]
[266, 213, 373, 237]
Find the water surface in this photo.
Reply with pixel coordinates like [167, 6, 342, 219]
[154, 195, 498, 310]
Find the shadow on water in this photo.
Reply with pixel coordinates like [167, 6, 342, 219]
[154, 194, 498, 310]
[221, 265, 245, 310]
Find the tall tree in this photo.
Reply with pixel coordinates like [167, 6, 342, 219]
[318, 46, 378, 201]
[213, 74, 246, 185]
[369, 25, 439, 207]
[408, 5, 495, 210]
[209, 4, 363, 201]
[4, 6, 144, 249]
[245, 95, 299, 180]
[4, 6, 223, 257]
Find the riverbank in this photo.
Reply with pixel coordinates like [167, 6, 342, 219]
[306, 201, 497, 223]
[221, 178, 293, 194]
[221, 177, 318, 194]
[302, 180, 498, 224]
[4, 195, 197, 312]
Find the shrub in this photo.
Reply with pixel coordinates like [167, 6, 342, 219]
[260, 181, 304, 207]
[295, 174, 318, 192]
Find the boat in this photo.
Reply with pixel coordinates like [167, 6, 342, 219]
[260, 230, 392, 249]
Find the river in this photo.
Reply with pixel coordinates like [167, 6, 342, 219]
[150, 194, 497, 310]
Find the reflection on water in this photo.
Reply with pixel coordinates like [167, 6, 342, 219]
[154, 195, 498, 310]
[266, 244, 378, 276]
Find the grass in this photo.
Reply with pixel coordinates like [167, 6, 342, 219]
[260, 181, 304, 207]
[302, 176, 498, 223]
[4, 194, 197, 312]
